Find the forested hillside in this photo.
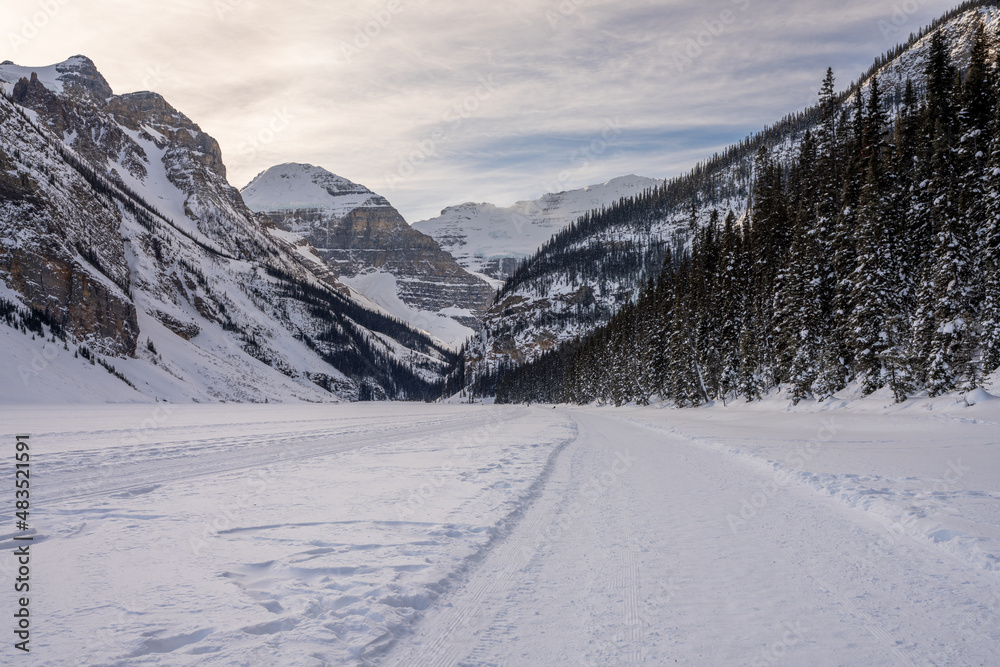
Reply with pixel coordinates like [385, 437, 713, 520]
[496, 22, 1000, 405]
[473, 2, 1000, 384]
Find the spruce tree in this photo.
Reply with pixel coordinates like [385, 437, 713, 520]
[774, 130, 826, 402]
[715, 211, 744, 402]
[957, 20, 993, 253]
[921, 213, 978, 394]
[635, 277, 660, 403]
[742, 146, 789, 397]
[913, 32, 979, 394]
[847, 76, 908, 397]
[820, 89, 864, 395]
[983, 73, 1000, 376]
[667, 254, 704, 406]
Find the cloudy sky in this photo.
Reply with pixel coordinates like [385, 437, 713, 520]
[5, 0, 957, 221]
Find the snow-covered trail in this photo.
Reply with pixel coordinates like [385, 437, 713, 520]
[386, 407, 1000, 666]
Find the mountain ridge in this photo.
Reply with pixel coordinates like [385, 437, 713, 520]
[0, 56, 456, 403]
[413, 174, 662, 283]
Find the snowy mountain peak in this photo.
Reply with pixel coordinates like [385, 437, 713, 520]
[584, 174, 660, 193]
[241, 163, 389, 215]
[0, 54, 112, 101]
[242, 162, 495, 346]
[413, 174, 663, 280]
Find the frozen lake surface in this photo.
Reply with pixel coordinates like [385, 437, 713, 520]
[1, 397, 999, 665]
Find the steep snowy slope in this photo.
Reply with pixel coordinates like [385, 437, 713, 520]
[0, 57, 454, 402]
[413, 175, 662, 283]
[242, 163, 494, 346]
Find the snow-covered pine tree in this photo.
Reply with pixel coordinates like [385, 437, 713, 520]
[921, 214, 979, 394]
[714, 210, 745, 403]
[691, 213, 723, 399]
[774, 130, 827, 403]
[875, 79, 923, 401]
[983, 74, 1000, 375]
[667, 253, 704, 406]
[848, 76, 908, 397]
[737, 146, 788, 399]
[635, 277, 660, 403]
[820, 89, 866, 395]
[910, 30, 982, 394]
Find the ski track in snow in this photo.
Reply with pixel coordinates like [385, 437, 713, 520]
[378, 418, 578, 667]
[27, 412, 484, 507]
[383, 406, 1000, 666]
[1, 403, 999, 665]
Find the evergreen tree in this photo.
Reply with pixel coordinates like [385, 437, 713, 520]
[742, 146, 789, 397]
[957, 19, 994, 254]
[715, 211, 744, 402]
[983, 67, 1000, 374]
[920, 213, 978, 394]
[912, 47, 980, 393]
[820, 89, 864, 395]
[635, 277, 660, 402]
[849, 77, 912, 399]
[774, 130, 827, 402]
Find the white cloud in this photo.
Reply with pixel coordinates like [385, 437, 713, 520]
[3, 0, 958, 221]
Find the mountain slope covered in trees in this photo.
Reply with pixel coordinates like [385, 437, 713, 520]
[470, 2, 1000, 394]
[494, 4, 1000, 405]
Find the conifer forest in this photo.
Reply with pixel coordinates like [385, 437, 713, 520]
[496, 27, 1000, 406]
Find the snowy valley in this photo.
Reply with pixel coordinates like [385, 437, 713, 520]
[2, 2, 1000, 666]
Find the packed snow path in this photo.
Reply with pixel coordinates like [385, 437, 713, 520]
[1, 402, 998, 665]
[386, 407, 1000, 665]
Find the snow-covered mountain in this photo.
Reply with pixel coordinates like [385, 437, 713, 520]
[413, 174, 662, 283]
[0, 57, 454, 403]
[242, 162, 388, 216]
[242, 163, 495, 347]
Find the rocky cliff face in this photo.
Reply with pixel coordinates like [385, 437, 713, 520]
[242, 163, 495, 340]
[0, 87, 138, 356]
[0, 57, 454, 402]
[4, 57, 260, 260]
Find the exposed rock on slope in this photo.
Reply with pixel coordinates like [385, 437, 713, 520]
[242, 163, 495, 341]
[0, 57, 453, 402]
